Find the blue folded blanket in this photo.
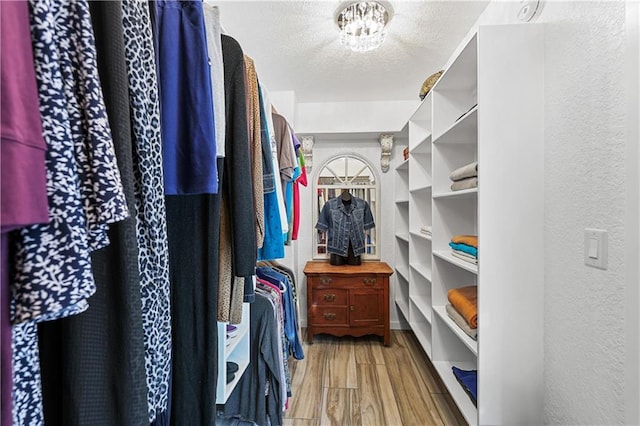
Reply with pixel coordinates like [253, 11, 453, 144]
[452, 366, 477, 406]
[449, 242, 478, 257]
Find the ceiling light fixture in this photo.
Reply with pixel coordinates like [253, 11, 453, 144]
[336, 1, 390, 53]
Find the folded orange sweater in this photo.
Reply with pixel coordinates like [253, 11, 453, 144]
[451, 235, 478, 248]
[447, 285, 477, 329]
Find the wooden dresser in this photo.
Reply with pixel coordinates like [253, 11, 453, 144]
[303, 261, 393, 346]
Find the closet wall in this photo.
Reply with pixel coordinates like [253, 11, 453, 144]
[460, 2, 626, 424]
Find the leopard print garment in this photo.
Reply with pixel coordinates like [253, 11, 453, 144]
[121, 1, 172, 422]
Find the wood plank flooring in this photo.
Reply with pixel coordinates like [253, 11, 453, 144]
[285, 330, 468, 426]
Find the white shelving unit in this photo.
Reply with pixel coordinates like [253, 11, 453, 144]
[216, 302, 250, 404]
[397, 24, 545, 425]
[394, 155, 410, 321]
[407, 95, 434, 358]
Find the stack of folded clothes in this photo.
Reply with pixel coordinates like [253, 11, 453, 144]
[449, 234, 477, 265]
[447, 285, 477, 340]
[449, 161, 477, 191]
[420, 225, 432, 237]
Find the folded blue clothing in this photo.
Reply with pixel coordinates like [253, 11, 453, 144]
[449, 242, 478, 257]
[452, 366, 477, 406]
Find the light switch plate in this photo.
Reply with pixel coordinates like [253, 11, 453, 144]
[584, 228, 608, 269]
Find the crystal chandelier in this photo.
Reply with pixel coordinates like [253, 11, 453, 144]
[337, 1, 390, 53]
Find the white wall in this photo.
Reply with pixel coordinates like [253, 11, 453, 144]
[296, 100, 417, 134]
[625, 1, 640, 424]
[469, 1, 627, 424]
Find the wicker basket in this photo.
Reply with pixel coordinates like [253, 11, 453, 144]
[419, 70, 443, 100]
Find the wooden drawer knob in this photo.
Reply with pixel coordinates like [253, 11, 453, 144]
[323, 294, 336, 302]
[323, 313, 337, 320]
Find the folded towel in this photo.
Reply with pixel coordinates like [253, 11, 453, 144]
[449, 242, 477, 257]
[449, 161, 478, 182]
[451, 235, 477, 248]
[447, 285, 477, 328]
[452, 367, 477, 406]
[451, 177, 478, 191]
[446, 304, 477, 340]
[451, 250, 478, 265]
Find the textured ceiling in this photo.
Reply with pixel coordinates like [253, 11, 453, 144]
[215, 0, 489, 103]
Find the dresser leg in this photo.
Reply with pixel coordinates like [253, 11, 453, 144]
[383, 329, 390, 346]
[308, 329, 314, 344]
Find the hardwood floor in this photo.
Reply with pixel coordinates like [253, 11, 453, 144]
[285, 330, 468, 426]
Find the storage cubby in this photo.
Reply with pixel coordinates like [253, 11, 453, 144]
[216, 302, 250, 404]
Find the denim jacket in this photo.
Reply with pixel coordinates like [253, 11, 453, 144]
[316, 196, 375, 257]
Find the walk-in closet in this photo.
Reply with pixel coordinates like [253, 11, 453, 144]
[1, 0, 639, 425]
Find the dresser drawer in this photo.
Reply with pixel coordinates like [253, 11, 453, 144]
[311, 275, 383, 289]
[310, 306, 348, 325]
[311, 288, 348, 305]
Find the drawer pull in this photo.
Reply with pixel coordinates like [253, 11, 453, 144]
[350, 305, 355, 311]
[363, 278, 377, 285]
[320, 277, 333, 285]
[323, 294, 336, 302]
[323, 313, 337, 320]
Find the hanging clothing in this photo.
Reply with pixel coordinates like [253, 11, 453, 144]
[217, 35, 257, 323]
[122, 1, 173, 422]
[203, 2, 226, 159]
[260, 90, 289, 235]
[165, 191, 221, 426]
[37, 2, 149, 425]
[257, 86, 285, 261]
[153, 0, 218, 195]
[0, 1, 50, 423]
[12, 0, 129, 423]
[244, 55, 265, 249]
[292, 149, 308, 241]
[223, 293, 285, 426]
[12, 0, 129, 324]
[256, 267, 304, 360]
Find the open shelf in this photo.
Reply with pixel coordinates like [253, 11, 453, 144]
[396, 265, 409, 282]
[410, 294, 432, 324]
[433, 305, 477, 355]
[433, 360, 478, 426]
[433, 188, 477, 200]
[432, 107, 478, 145]
[410, 261, 432, 282]
[410, 230, 432, 242]
[433, 250, 478, 275]
[396, 159, 409, 171]
[395, 232, 410, 243]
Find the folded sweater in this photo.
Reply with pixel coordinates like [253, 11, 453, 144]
[451, 177, 477, 191]
[449, 242, 477, 257]
[451, 235, 477, 248]
[452, 367, 477, 406]
[449, 161, 478, 181]
[446, 304, 477, 340]
[447, 285, 477, 329]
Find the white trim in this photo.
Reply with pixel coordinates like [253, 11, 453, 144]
[626, 1, 640, 424]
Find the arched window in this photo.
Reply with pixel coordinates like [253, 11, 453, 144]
[313, 154, 380, 260]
